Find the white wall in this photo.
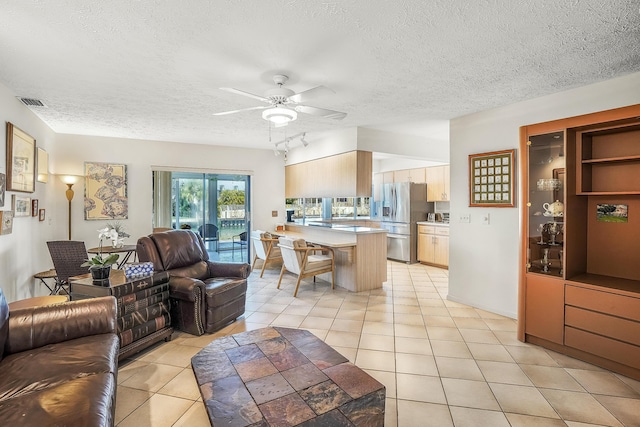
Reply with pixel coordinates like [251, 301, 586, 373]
[448, 71, 640, 318]
[357, 127, 450, 163]
[285, 126, 450, 167]
[53, 134, 285, 254]
[0, 83, 59, 302]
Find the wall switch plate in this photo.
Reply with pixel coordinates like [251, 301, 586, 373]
[459, 214, 470, 223]
[272, 210, 278, 217]
[482, 213, 490, 225]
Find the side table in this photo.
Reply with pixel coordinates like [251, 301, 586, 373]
[33, 269, 67, 295]
[69, 269, 173, 360]
[9, 295, 69, 310]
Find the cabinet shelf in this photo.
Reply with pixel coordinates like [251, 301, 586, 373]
[577, 190, 640, 196]
[582, 155, 640, 164]
[566, 273, 640, 297]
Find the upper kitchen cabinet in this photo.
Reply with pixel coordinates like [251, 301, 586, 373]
[285, 151, 372, 198]
[425, 165, 450, 201]
[393, 168, 426, 183]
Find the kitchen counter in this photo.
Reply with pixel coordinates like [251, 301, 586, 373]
[282, 223, 387, 292]
[417, 221, 450, 227]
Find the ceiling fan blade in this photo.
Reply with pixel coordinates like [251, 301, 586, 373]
[212, 105, 267, 116]
[295, 104, 347, 120]
[289, 85, 334, 103]
[220, 87, 269, 103]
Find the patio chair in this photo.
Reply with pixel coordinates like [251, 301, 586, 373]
[232, 231, 248, 260]
[198, 223, 219, 251]
[46, 241, 89, 294]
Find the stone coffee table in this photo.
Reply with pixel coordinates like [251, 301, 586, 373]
[191, 327, 385, 426]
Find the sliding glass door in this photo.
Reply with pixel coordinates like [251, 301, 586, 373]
[153, 171, 250, 262]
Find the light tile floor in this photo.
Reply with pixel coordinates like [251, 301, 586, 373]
[116, 261, 640, 427]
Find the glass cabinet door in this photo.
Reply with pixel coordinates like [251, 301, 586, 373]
[527, 131, 565, 277]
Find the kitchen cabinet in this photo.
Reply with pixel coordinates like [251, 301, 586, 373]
[417, 224, 449, 267]
[519, 103, 640, 381]
[425, 165, 450, 201]
[285, 151, 372, 198]
[393, 168, 426, 183]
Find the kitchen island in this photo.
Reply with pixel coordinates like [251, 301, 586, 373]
[282, 223, 387, 292]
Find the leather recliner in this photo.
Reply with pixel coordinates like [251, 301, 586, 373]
[0, 290, 119, 426]
[136, 230, 250, 336]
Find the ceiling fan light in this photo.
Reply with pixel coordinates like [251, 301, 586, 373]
[262, 107, 297, 124]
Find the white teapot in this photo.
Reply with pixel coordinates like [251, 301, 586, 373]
[543, 200, 564, 217]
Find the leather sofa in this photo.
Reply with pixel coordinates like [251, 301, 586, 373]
[0, 290, 119, 426]
[137, 230, 250, 336]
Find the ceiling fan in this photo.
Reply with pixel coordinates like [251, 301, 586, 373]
[213, 74, 347, 126]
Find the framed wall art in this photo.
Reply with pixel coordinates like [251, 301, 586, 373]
[6, 122, 36, 193]
[39, 208, 46, 222]
[31, 199, 39, 216]
[37, 147, 49, 183]
[0, 211, 13, 235]
[13, 195, 31, 217]
[84, 162, 128, 220]
[0, 173, 5, 207]
[469, 149, 516, 207]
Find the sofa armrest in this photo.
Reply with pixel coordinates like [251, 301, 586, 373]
[5, 296, 117, 355]
[168, 276, 205, 302]
[207, 261, 251, 279]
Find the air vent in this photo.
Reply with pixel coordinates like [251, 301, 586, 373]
[18, 97, 47, 108]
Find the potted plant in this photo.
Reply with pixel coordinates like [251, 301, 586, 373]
[82, 228, 120, 283]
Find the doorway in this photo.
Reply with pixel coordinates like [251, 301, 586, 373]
[152, 171, 251, 262]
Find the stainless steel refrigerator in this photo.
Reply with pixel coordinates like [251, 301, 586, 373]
[379, 182, 429, 263]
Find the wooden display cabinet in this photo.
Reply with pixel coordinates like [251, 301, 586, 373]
[519, 104, 640, 381]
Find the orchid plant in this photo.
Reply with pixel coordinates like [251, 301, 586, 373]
[81, 227, 120, 268]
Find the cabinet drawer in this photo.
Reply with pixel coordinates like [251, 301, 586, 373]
[418, 225, 435, 234]
[565, 306, 640, 346]
[435, 227, 449, 236]
[565, 285, 640, 322]
[565, 326, 640, 369]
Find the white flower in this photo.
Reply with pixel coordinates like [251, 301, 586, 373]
[98, 227, 118, 241]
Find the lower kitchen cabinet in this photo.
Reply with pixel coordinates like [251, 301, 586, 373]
[417, 224, 449, 267]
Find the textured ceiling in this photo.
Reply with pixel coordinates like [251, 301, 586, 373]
[0, 1, 638, 149]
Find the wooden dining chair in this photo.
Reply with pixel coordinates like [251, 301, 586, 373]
[276, 236, 335, 297]
[250, 230, 283, 277]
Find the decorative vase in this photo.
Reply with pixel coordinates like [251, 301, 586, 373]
[90, 265, 111, 285]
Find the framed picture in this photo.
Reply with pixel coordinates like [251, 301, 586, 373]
[597, 204, 628, 223]
[12, 195, 31, 217]
[84, 162, 128, 220]
[37, 147, 49, 183]
[6, 122, 36, 193]
[0, 211, 13, 235]
[39, 208, 46, 222]
[0, 173, 5, 208]
[31, 199, 39, 216]
[469, 149, 516, 207]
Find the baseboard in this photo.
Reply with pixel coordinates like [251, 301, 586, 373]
[446, 293, 517, 319]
